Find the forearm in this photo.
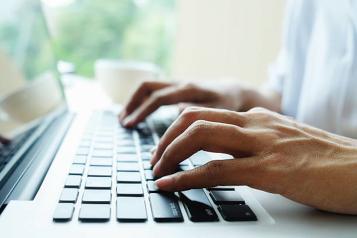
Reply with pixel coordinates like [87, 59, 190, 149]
[240, 87, 282, 113]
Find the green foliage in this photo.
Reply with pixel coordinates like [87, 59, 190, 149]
[53, 0, 176, 77]
[0, 1, 56, 81]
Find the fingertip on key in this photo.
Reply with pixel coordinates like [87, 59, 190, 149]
[123, 117, 134, 127]
[155, 175, 174, 190]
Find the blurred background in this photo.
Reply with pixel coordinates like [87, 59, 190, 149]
[41, 0, 284, 86]
[0, 0, 285, 137]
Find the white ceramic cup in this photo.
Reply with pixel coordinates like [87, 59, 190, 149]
[95, 60, 162, 104]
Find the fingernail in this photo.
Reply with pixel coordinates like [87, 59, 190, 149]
[155, 175, 175, 190]
[123, 117, 132, 127]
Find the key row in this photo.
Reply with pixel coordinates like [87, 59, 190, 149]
[54, 190, 256, 222]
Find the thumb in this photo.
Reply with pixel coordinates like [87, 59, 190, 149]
[155, 159, 252, 191]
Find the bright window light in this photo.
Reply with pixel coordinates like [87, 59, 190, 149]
[41, 0, 76, 8]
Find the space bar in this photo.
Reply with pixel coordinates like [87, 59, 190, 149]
[149, 193, 183, 222]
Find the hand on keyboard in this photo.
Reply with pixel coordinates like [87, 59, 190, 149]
[54, 112, 257, 223]
[152, 107, 357, 215]
[119, 81, 246, 128]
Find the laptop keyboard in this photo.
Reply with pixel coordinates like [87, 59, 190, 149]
[53, 111, 257, 223]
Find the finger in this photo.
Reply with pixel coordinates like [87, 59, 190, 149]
[177, 102, 212, 112]
[151, 107, 246, 165]
[153, 120, 256, 177]
[155, 158, 256, 191]
[119, 81, 172, 121]
[122, 85, 202, 127]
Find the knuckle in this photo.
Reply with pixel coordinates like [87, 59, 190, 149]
[181, 82, 200, 94]
[182, 82, 196, 90]
[189, 120, 209, 136]
[204, 160, 224, 181]
[181, 107, 202, 121]
[248, 107, 267, 113]
[233, 111, 247, 123]
[140, 81, 152, 89]
[246, 107, 275, 123]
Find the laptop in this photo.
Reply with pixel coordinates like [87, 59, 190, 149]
[0, 0, 356, 237]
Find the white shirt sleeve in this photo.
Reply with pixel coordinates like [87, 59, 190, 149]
[263, 0, 294, 94]
[265, 49, 286, 93]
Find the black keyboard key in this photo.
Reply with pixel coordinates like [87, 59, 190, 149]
[149, 193, 183, 222]
[117, 162, 140, 172]
[90, 158, 112, 167]
[136, 122, 151, 134]
[85, 177, 112, 189]
[82, 189, 111, 203]
[117, 154, 138, 162]
[208, 186, 235, 191]
[179, 189, 218, 222]
[117, 183, 143, 196]
[116, 197, 147, 222]
[117, 172, 142, 183]
[53, 203, 74, 221]
[88, 166, 112, 177]
[59, 188, 79, 203]
[69, 164, 85, 175]
[79, 204, 111, 222]
[65, 175, 82, 188]
[146, 181, 159, 193]
[218, 204, 257, 221]
[209, 190, 245, 205]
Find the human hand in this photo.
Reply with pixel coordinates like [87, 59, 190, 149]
[119, 81, 245, 127]
[152, 107, 357, 215]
